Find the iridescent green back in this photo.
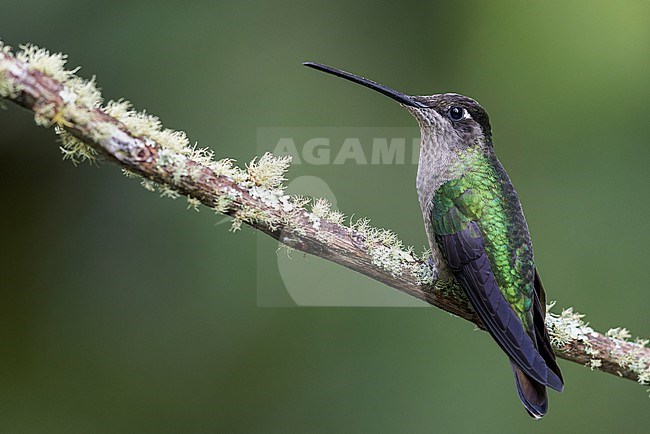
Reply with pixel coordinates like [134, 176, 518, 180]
[431, 150, 535, 328]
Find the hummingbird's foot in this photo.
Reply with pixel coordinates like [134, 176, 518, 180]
[425, 256, 439, 282]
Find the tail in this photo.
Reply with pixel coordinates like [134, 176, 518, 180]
[510, 360, 548, 419]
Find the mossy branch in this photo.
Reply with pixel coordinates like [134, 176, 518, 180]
[1, 42, 648, 388]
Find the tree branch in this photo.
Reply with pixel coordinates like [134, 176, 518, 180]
[1, 43, 648, 387]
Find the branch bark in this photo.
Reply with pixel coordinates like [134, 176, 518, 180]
[1, 45, 648, 386]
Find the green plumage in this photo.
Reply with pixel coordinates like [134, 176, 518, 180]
[431, 150, 535, 326]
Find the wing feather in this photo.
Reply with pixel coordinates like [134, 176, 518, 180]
[439, 221, 563, 391]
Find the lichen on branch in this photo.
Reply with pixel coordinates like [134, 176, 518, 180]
[1, 40, 648, 388]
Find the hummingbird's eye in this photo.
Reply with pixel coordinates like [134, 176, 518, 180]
[448, 106, 466, 121]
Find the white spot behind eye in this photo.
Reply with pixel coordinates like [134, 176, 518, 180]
[447, 106, 473, 122]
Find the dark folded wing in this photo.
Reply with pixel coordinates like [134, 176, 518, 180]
[438, 221, 563, 391]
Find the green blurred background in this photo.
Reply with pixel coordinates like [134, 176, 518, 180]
[1, 1, 648, 432]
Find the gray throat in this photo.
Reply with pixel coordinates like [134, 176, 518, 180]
[416, 134, 460, 217]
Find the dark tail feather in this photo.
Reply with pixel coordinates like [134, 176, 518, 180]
[511, 360, 548, 419]
[533, 269, 564, 388]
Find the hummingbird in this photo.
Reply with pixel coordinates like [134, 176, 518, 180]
[303, 62, 564, 418]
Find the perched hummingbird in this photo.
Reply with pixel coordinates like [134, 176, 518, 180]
[304, 62, 564, 418]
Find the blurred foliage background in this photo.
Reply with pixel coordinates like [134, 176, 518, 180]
[1, 1, 648, 432]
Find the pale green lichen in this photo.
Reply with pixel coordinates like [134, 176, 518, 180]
[187, 197, 201, 212]
[352, 217, 400, 247]
[545, 304, 601, 370]
[56, 127, 98, 165]
[606, 327, 632, 341]
[327, 209, 346, 225]
[546, 303, 650, 386]
[65, 75, 102, 109]
[350, 217, 422, 277]
[272, 195, 310, 237]
[187, 144, 215, 167]
[250, 186, 293, 213]
[606, 334, 650, 386]
[122, 169, 139, 178]
[412, 262, 436, 286]
[6, 42, 237, 211]
[307, 213, 321, 230]
[310, 197, 345, 225]
[369, 244, 416, 276]
[16, 44, 102, 131]
[141, 178, 156, 192]
[159, 186, 180, 199]
[546, 305, 595, 348]
[208, 158, 248, 185]
[230, 207, 277, 233]
[588, 359, 602, 370]
[8, 44, 101, 160]
[0, 44, 18, 99]
[638, 370, 650, 386]
[105, 102, 164, 139]
[290, 195, 311, 209]
[311, 197, 331, 219]
[33, 103, 58, 126]
[276, 243, 295, 259]
[213, 195, 234, 214]
[16, 44, 73, 83]
[208, 158, 237, 178]
[229, 218, 243, 233]
[0, 41, 12, 56]
[247, 153, 292, 189]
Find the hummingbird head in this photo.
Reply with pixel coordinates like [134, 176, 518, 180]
[304, 62, 492, 151]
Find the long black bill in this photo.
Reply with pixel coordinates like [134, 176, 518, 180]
[303, 62, 427, 108]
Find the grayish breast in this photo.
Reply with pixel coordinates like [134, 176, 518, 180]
[415, 128, 462, 279]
